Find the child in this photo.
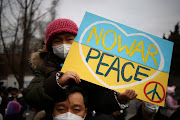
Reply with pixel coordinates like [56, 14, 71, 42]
[23, 18, 137, 117]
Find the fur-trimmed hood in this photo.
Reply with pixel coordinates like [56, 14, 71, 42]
[30, 48, 48, 69]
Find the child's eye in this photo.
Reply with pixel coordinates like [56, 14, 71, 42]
[67, 39, 73, 41]
[54, 41, 59, 43]
[54, 39, 61, 42]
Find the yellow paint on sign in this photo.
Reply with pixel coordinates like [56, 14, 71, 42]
[61, 42, 168, 106]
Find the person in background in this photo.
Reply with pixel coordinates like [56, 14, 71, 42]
[4, 101, 25, 120]
[166, 85, 180, 117]
[129, 100, 169, 120]
[8, 88, 28, 115]
[23, 18, 137, 118]
[6, 87, 13, 98]
[0, 87, 8, 118]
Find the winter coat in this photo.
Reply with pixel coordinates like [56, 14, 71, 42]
[22, 48, 121, 114]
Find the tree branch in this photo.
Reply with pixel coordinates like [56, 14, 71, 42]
[31, 10, 49, 23]
[8, 0, 18, 20]
[0, 0, 19, 80]
[1, 13, 15, 28]
[16, 0, 25, 9]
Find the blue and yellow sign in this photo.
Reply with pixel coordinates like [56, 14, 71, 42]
[61, 12, 174, 106]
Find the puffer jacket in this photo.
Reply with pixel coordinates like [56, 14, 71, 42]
[22, 48, 121, 114]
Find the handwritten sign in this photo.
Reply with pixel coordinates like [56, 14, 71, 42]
[61, 12, 174, 106]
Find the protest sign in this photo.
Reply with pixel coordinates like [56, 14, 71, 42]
[61, 12, 174, 106]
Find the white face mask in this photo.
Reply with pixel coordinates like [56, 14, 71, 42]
[53, 44, 71, 59]
[53, 112, 85, 120]
[144, 101, 159, 114]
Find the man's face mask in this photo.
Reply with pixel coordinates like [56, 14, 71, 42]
[53, 112, 85, 120]
[144, 101, 159, 114]
[53, 44, 71, 60]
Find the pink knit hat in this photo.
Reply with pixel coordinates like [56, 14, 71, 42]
[45, 19, 78, 51]
[6, 101, 21, 115]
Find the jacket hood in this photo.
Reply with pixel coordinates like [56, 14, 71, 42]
[30, 47, 48, 69]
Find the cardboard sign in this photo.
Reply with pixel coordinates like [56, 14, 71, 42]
[61, 12, 174, 106]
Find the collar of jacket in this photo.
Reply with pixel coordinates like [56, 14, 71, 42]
[30, 48, 64, 70]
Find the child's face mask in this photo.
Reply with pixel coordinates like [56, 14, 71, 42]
[53, 44, 71, 60]
[53, 112, 85, 120]
[144, 101, 159, 114]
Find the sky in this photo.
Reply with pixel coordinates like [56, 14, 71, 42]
[53, 0, 180, 38]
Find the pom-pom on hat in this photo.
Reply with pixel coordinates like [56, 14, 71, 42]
[45, 19, 78, 51]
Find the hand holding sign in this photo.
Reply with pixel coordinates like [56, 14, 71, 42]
[118, 89, 138, 101]
[58, 71, 81, 85]
[118, 89, 137, 101]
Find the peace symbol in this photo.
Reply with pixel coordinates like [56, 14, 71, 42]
[144, 81, 165, 103]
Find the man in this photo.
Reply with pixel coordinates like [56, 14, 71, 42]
[52, 86, 88, 120]
[129, 100, 169, 120]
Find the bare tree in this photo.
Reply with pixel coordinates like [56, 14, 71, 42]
[0, 0, 60, 89]
[163, 23, 180, 86]
[37, 0, 60, 45]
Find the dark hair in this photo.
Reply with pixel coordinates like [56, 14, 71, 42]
[55, 86, 88, 107]
[11, 87, 19, 92]
[7, 87, 13, 92]
[46, 86, 88, 119]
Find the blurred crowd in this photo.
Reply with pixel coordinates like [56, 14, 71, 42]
[0, 85, 180, 120]
[0, 87, 29, 120]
